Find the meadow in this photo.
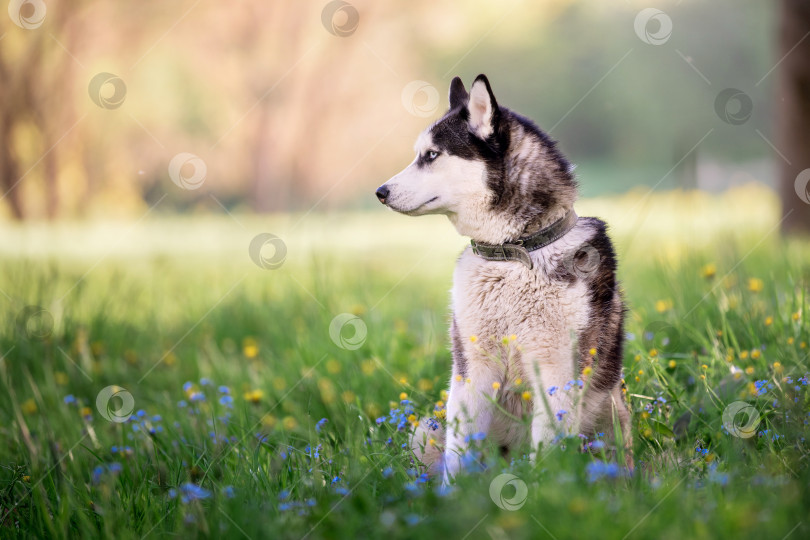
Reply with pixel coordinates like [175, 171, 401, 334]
[1, 185, 808, 539]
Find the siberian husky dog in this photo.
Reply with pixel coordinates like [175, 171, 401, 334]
[375, 75, 631, 480]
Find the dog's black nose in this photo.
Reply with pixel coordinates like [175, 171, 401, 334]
[375, 185, 389, 204]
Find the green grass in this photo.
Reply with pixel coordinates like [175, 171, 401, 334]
[1, 189, 809, 539]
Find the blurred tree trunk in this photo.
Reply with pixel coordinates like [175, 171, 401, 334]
[778, 0, 810, 234]
[0, 113, 25, 220]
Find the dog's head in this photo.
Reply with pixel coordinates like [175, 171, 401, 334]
[376, 74, 577, 244]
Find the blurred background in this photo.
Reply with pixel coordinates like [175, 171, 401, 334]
[0, 0, 807, 234]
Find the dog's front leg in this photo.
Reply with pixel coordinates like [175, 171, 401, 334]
[442, 377, 494, 484]
[527, 360, 575, 459]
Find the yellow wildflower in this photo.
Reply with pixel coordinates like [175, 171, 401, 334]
[747, 278, 764, 293]
[341, 391, 356, 404]
[492, 382, 501, 390]
[242, 337, 259, 358]
[470, 335, 478, 343]
[701, 263, 717, 279]
[399, 392, 408, 401]
[282, 416, 297, 430]
[668, 360, 677, 369]
[326, 359, 341, 374]
[764, 316, 773, 326]
[361, 359, 376, 375]
[655, 299, 673, 313]
[243, 389, 264, 403]
[751, 349, 761, 360]
[521, 391, 532, 401]
[792, 312, 800, 321]
[21, 399, 37, 415]
[589, 348, 597, 356]
[745, 366, 754, 375]
[54, 372, 68, 385]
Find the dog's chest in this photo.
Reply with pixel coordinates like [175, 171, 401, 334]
[451, 247, 590, 351]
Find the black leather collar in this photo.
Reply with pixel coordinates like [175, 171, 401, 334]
[470, 209, 579, 269]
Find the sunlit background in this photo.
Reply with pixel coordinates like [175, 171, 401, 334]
[1, 0, 801, 223]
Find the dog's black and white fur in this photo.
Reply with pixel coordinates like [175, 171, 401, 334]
[376, 75, 631, 480]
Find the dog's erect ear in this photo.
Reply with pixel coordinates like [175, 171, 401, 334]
[448, 76, 468, 109]
[468, 74, 498, 139]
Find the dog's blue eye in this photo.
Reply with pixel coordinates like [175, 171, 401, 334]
[427, 151, 439, 161]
